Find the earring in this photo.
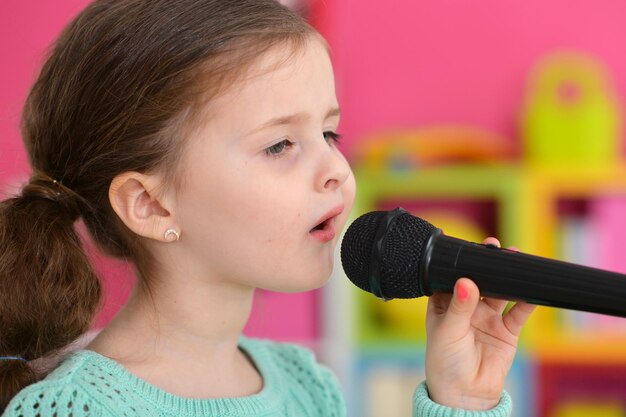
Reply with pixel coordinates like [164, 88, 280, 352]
[164, 228, 180, 242]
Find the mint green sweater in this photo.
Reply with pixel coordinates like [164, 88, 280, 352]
[3, 337, 511, 417]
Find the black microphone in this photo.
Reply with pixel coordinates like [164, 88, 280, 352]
[340, 207, 626, 318]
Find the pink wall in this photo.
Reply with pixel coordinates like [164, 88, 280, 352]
[6, 2, 626, 164]
[1, 1, 91, 184]
[3, 1, 626, 337]
[319, 1, 626, 156]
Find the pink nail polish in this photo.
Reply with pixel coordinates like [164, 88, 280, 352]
[457, 283, 469, 302]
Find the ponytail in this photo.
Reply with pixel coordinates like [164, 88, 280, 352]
[0, 176, 101, 411]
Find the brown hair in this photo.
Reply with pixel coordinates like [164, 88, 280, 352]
[0, 0, 315, 410]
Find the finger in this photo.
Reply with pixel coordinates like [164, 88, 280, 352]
[427, 292, 453, 317]
[440, 278, 481, 336]
[503, 301, 536, 336]
[425, 292, 452, 333]
[483, 237, 500, 247]
[482, 297, 508, 314]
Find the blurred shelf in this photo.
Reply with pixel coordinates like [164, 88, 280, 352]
[350, 162, 626, 363]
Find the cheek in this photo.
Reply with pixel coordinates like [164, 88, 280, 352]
[222, 184, 304, 246]
[253, 207, 304, 245]
[182, 157, 308, 243]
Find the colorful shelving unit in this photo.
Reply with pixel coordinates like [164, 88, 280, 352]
[342, 160, 626, 417]
[344, 163, 527, 416]
[339, 49, 626, 414]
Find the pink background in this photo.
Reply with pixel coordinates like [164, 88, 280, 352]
[1, 1, 90, 183]
[3, 0, 626, 338]
[317, 0, 626, 156]
[8, 1, 626, 181]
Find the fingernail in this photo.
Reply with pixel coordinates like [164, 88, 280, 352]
[456, 282, 469, 302]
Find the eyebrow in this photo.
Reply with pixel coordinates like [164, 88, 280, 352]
[246, 107, 341, 136]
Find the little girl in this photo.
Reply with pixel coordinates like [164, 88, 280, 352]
[0, 1, 535, 416]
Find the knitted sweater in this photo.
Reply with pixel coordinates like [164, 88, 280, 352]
[3, 337, 511, 417]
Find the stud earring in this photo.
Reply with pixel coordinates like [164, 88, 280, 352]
[164, 228, 180, 242]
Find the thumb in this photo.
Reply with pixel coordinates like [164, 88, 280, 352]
[442, 278, 480, 335]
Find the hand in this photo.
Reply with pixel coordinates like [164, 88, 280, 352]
[424, 237, 536, 410]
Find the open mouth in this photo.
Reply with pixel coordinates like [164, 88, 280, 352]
[311, 218, 331, 232]
[309, 205, 343, 242]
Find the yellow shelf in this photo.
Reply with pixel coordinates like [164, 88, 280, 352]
[351, 162, 626, 363]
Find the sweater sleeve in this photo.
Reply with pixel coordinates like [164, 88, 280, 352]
[316, 363, 347, 417]
[2, 383, 104, 417]
[413, 382, 512, 417]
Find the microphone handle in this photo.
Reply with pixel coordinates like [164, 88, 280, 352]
[421, 231, 626, 318]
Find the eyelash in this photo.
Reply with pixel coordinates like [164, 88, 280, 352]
[265, 139, 295, 157]
[264, 131, 342, 158]
[323, 131, 342, 146]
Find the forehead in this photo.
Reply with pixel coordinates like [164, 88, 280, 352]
[198, 38, 337, 133]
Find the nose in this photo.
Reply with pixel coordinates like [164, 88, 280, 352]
[315, 144, 352, 192]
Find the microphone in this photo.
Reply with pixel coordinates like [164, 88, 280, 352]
[340, 207, 626, 318]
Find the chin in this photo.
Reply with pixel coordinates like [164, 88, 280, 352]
[266, 272, 332, 293]
[302, 275, 332, 292]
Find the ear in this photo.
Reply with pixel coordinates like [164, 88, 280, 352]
[109, 172, 178, 242]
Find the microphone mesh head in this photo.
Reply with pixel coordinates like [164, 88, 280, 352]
[340, 210, 437, 299]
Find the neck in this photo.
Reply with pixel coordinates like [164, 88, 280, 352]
[86, 255, 265, 399]
[90, 272, 255, 366]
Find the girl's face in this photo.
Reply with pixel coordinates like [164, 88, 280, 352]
[172, 38, 356, 292]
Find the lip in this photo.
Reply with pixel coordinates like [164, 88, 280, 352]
[309, 204, 344, 243]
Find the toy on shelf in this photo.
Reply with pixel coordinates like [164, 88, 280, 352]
[353, 125, 515, 172]
[521, 51, 623, 167]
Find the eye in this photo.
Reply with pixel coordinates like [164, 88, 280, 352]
[265, 139, 294, 157]
[323, 131, 342, 146]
